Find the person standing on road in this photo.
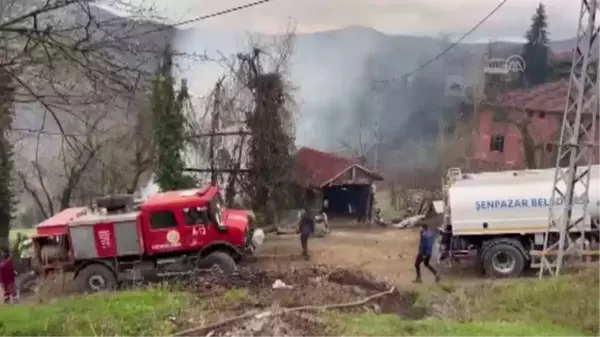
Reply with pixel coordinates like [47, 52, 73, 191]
[297, 207, 315, 260]
[0, 249, 15, 303]
[414, 224, 440, 283]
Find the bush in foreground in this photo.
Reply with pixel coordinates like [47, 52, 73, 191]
[423, 268, 600, 336]
[0, 288, 187, 336]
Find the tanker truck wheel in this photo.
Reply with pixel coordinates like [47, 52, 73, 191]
[75, 264, 117, 292]
[481, 239, 526, 278]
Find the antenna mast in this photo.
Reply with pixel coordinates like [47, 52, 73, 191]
[539, 0, 599, 277]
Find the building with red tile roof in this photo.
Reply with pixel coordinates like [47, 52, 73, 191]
[471, 80, 599, 170]
[295, 147, 383, 188]
[293, 147, 383, 222]
[492, 79, 568, 113]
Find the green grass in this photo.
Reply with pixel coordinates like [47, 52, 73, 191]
[462, 269, 599, 335]
[222, 287, 249, 303]
[333, 268, 599, 336]
[336, 314, 582, 336]
[0, 288, 188, 336]
[424, 267, 599, 336]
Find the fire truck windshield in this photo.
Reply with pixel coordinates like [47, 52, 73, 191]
[210, 193, 225, 230]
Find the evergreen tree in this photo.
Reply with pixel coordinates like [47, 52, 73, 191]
[521, 3, 551, 86]
[0, 69, 16, 249]
[152, 46, 196, 191]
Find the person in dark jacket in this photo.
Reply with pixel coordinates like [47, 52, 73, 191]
[0, 249, 15, 303]
[297, 207, 315, 259]
[414, 224, 440, 283]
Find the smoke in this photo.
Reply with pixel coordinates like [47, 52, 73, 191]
[172, 25, 485, 171]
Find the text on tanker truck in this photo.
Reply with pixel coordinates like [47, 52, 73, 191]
[475, 196, 595, 211]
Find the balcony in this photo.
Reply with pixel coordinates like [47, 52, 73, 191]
[484, 58, 509, 75]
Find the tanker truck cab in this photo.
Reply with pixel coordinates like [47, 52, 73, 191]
[30, 185, 264, 292]
[438, 165, 600, 278]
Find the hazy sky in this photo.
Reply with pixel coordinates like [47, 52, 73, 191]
[126, 0, 580, 41]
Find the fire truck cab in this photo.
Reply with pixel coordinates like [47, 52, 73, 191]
[31, 185, 264, 292]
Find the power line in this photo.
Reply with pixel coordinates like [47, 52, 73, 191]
[110, 0, 275, 42]
[171, 0, 274, 28]
[373, 0, 510, 87]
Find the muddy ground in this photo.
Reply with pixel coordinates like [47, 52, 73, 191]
[171, 228, 483, 336]
[173, 265, 429, 336]
[256, 228, 480, 285]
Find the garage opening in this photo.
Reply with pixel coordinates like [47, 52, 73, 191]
[322, 184, 373, 221]
[294, 147, 383, 223]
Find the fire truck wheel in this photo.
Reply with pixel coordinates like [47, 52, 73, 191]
[481, 240, 526, 278]
[200, 251, 237, 275]
[75, 264, 117, 292]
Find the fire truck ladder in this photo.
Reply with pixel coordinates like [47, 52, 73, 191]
[539, 0, 600, 277]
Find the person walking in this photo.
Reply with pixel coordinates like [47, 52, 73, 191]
[414, 224, 440, 283]
[0, 249, 15, 303]
[297, 206, 315, 260]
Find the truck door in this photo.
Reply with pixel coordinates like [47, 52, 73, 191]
[145, 209, 185, 253]
[181, 206, 208, 250]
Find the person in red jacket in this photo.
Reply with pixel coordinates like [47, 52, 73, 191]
[0, 249, 15, 303]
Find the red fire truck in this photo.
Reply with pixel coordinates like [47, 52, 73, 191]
[30, 185, 264, 292]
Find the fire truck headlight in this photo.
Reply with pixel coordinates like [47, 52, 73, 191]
[252, 228, 265, 247]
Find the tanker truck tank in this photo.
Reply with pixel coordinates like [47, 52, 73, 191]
[448, 165, 599, 234]
[439, 165, 599, 278]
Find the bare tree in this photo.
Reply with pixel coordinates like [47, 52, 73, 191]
[16, 108, 112, 217]
[187, 75, 250, 197]
[339, 118, 380, 166]
[436, 113, 473, 172]
[1, 0, 176, 155]
[80, 103, 156, 197]
[186, 30, 297, 221]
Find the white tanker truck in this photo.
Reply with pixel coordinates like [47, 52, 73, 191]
[437, 165, 600, 277]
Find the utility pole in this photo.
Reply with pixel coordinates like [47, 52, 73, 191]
[185, 79, 251, 190]
[466, 50, 489, 171]
[370, 56, 382, 170]
[539, 0, 599, 277]
[209, 80, 222, 186]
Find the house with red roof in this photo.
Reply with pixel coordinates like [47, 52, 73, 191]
[294, 147, 383, 221]
[472, 79, 599, 170]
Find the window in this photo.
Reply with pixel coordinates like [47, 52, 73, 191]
[490, 135, 505, 152]
[546, 143, 554, 153]
[526, 110, 534, 118]
[209, 193, 226, 231]
[150, 211, 178, 229]
[492, 110, 509, 123]
[538, 111, 546, 119]
[184, 207, 207, 226]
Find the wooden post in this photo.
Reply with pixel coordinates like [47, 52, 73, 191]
[209, 81, 222, 186]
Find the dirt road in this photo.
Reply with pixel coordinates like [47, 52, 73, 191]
[255, 228, 471, 285]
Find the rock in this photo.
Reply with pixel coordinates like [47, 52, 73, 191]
[272, 279, 293, 289]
